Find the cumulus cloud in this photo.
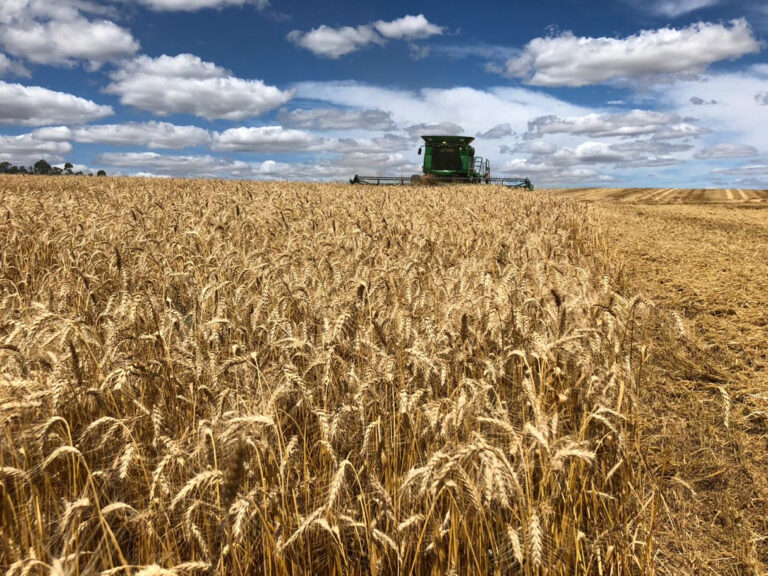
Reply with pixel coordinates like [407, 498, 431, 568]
[0, 0, 139, 67]
[406, 122, 465, 139]
[500, 158, 611, 184]
[756, 92, 768, 105]
[277, 108, 396, 131]
[106, 54, 293, 120]
[288, 14, 442, 58]
[504, 19, 761, 86]
[501, 139, 558, 155]
[135, 0, 269, 11]
[211, 126, 319, 152]
[0, 131, 72, 165]
[30, 126, 73, 141]
[0, 53, 29, 77]
[499, 131, 691, 186]
[372, 14, 444, 40]
[64, 121, 211, 149]
[525, 110, 707, 139]
[0, 81, 113, 125]
[476, 123, 514, 139]
[327, 134, 411, 154]
[292, 82, 589, 138]
[694, 143, 759, 159]
[287, 25, 382, 58]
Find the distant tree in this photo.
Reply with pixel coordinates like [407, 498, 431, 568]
[96, 169, 107, 177]
[64, 162, 73, 175]
[51, 166, 63, 175]
[0, 162, 11, 173]
[34, 159, 52, 175]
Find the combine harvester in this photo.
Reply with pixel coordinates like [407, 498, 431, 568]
[351, 135, 533, 190]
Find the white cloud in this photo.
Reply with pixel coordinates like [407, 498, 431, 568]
[0, 132, 72, 165]
[135, 0, 268, 11]
[291, 81, 591, 182]
[0, 81, 113, 125]
[406, 122, 465, 139]
[96, 151, 373, 181]
[277, 108, 396, 131]
[106, 54, 293, 120]
[610, 139, 694, 154]
[712, 164, 768, 176]
[647, 0, 721, 18]
[211, 126, 319, 152]
[503, 139, 558, 155]
[504, 19, 762, 86]
[0, 53, 29, 77]
[756, 92, 768, 105]
[500, 158, 610, 184]
[0, 1, 118, 26]
[30, 126, 73, 141]
[694, 143, 759, 159]
[654, 65, 768, 152]
[373, 14, 444, 40]
[525, 110, 707, 139]
[287, 25, 383, 59]
[288, 14, 442, 58]
[499, 136, 684, 185]
[68, 121, 211, 149]
[292, 82, 591, 136]
[476, 123, 514, 139]
[0, 1, 139, 67]
[711, 163, 768, 186]
[98, 151, 255, 177]
[327, 134, 411, 154]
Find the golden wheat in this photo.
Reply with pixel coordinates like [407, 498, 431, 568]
[0, 175, 654, 574]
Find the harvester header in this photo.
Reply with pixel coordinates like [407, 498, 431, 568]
[350, 134, 533, 190]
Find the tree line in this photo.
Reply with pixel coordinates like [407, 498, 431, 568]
[0, 159, 106, 177]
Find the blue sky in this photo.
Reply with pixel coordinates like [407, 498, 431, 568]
[1, 0, 767, 187]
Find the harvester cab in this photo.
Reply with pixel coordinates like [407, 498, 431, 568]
[417, 135, 490, 182]
[351, 134, 533, 189]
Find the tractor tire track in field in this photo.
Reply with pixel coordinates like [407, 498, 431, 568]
[550, 188, 768, 574]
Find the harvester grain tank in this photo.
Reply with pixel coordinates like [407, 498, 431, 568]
[351, 135, 533, 189]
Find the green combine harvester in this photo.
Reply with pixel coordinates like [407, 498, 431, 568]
[350, 135, 533, 190]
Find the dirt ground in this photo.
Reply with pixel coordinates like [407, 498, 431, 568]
[549, 189, 768, 574]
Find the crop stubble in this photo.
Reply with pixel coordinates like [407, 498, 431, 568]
[554, 188, 768, 574]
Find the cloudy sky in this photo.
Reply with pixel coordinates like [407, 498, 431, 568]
[1, 0, 767, 187]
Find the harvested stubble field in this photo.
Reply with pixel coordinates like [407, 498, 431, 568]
[552, 187, 768, 574]
[0, 176, 758, 576]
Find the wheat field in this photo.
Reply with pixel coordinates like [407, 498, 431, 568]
[1, 176, 657, 575]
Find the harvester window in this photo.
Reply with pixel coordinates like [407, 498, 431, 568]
[431, 146, 462, 171]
